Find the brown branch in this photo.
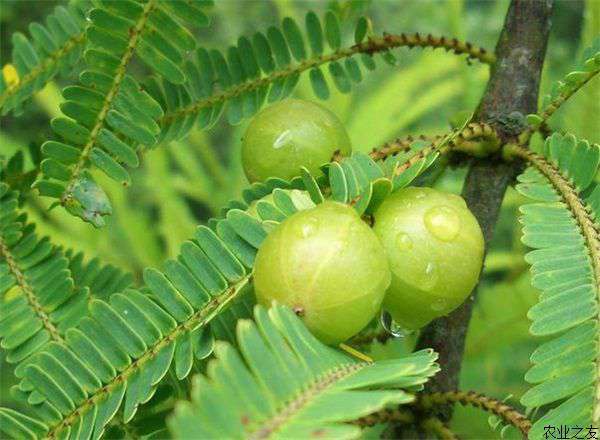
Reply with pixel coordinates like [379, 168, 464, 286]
[418, 391, 531, 438]
[368, 122, 500, 163]
[160, 33, 494, 127]
[411, 0, 553, 428]
[354, 408, 414, 427]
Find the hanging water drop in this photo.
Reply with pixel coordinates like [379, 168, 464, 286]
[424, 205, 460, 241]
[380, 310, 414, 338]
[395, 232, 413, 250]
[299, 216, 319, 238]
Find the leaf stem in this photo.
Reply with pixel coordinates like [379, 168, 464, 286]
[0, 32, 85, 111]
[45, 276, 251, 438]
[0, 232, 64, 343]
[160, 33, 494, 126]
[418, 391, 531, 438]
[63, 0, 157, 202]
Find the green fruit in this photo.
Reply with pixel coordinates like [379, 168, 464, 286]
[242, 99, 352, 182]
[253, 201, 390, 344]
[373, 187, 484, 330]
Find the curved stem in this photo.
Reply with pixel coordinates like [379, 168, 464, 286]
[418, 391, 531, 438]
[505, 143, 600, 291]
[160, 33, 494, 126]
[522, 65, 600, 142]
[353, 408, 414, 427]
[369, 122, 501, 166]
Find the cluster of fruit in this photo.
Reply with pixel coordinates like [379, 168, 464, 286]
[242, 99, 485, 344]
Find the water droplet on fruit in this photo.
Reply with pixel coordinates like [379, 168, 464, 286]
[273, 129, 293, 149]
[415, 191, 426, 199]
[395, 233, 413, 250]
[380, 310, 413, 338]
[424, 205, 460, 241]
[420, 262, 438, 291]
[425, 262, 435, 275]
[430, 298, 446, 312]
[299, 216, 318, 238]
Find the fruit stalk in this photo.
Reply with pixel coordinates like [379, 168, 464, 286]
[410, 0, 553, 427]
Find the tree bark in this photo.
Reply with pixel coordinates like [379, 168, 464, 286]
[413, 0, 553, 424]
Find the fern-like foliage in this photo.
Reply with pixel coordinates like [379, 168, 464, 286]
[0, 3, 88, 115]
[526, 37, 600, 130]
[151, 10, 494, 144]
[66, 250, 134, 301]
[169, 304, 439, 439]
[0, 130, 456, 439]
[0, 184, 86, 368]
[509, 133, 600, 437]
[34, 0, 213, 227]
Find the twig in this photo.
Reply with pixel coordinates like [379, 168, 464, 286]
[353, 408, 414, 427]
[421, 417, 460, 440]
[369, 122, 500, 163]
[418, 391, 531, 438]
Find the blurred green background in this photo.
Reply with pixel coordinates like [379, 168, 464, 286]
[1, 0, 598, 438]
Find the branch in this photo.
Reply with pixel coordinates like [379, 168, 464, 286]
[353, 408, 414, 428]
[419, 391, 531, 438]
[413, 0, 553, 425]
[160, 33, 494, 126]
[368, 122, 500, 164]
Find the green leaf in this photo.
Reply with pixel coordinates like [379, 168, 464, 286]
[324, 11, 341, 50]
[329, 61, 351, 93]
[168, 305, 439, 439]
[282, 17, 306, 61]
[309, 67, 329, 100]
[305, 12, 324, 56]
[1, 4, 86, 115]
[515, 133, 600, 435]
[354, 16, 369, 44]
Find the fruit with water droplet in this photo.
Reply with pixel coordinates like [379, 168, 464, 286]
[253, 201, 390, 344]
[241, 99, 352, 182]
[373, 187, 484, 329]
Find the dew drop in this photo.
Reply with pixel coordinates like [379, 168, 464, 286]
[430, 297, 447, 312]
[273, 129, 293, 150]
[395, 233, 413, 250]
[424, 205, 460, 241]
[415, 191, 426, 199]
[299, 216, 319, 238]
[420, 262, 439, 291]
[380, 310, 414, 338]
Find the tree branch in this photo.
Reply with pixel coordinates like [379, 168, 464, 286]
[413, 0, 553, 425]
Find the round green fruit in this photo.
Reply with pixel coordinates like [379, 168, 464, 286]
[253, 201, 390, 344]
[241, 99, 352, 182]
[372, 187, 484, 330]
